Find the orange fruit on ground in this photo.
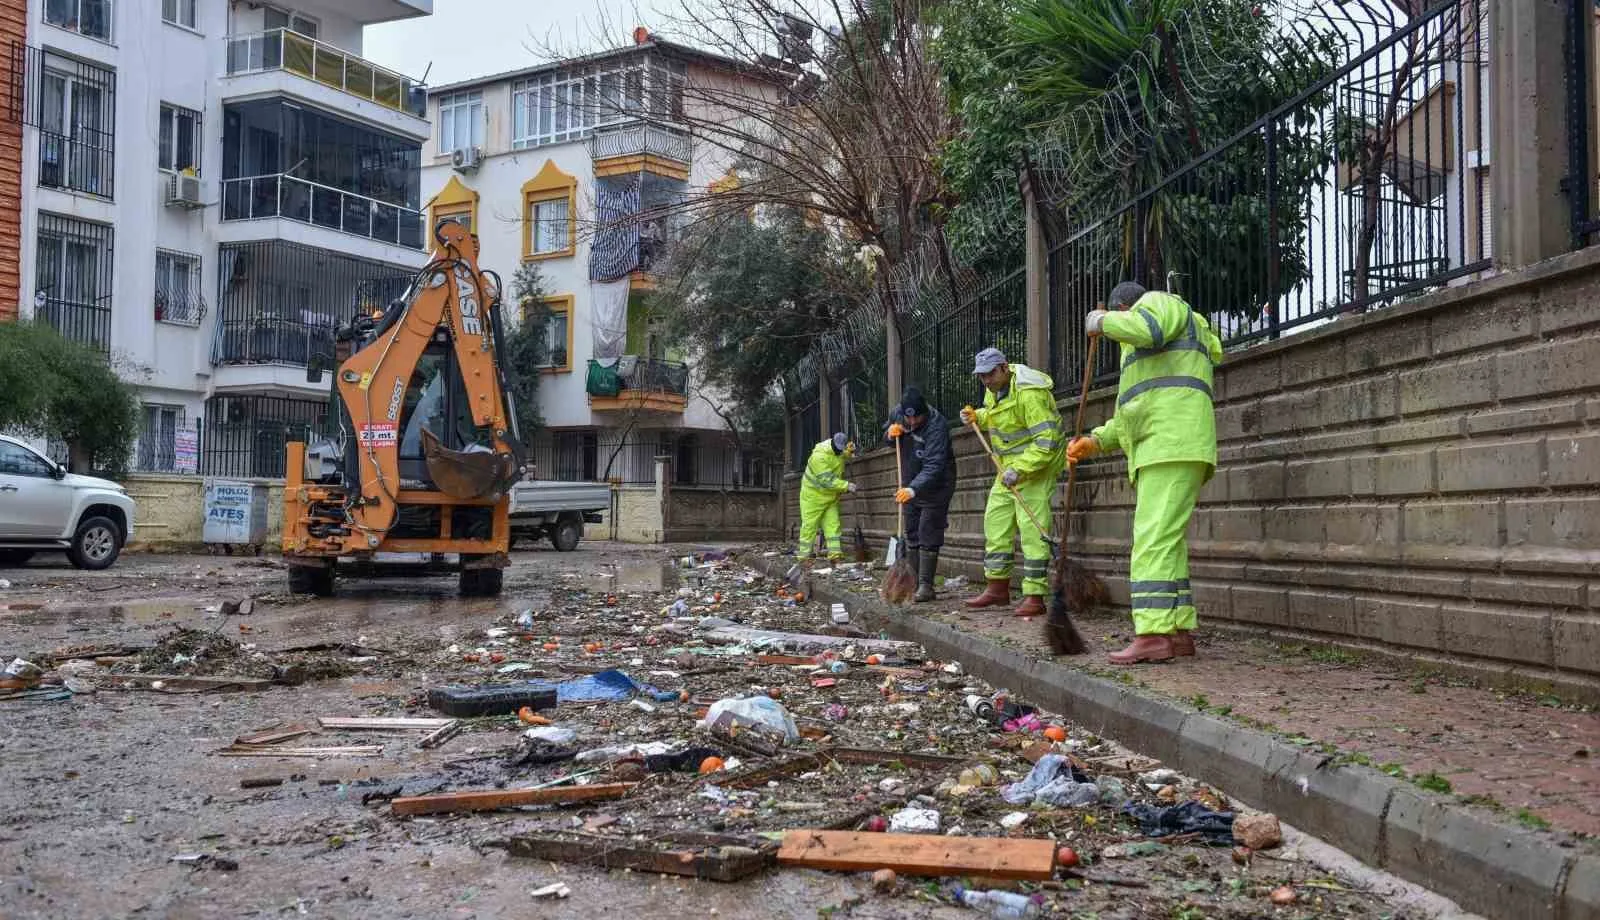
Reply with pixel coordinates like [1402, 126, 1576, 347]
[542, 642, 559, 652]
[699, 756, 725, 774]
[1043, 726, 1067, 742]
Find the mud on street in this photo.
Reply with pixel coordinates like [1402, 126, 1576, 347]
[1, 546, 1478, 919]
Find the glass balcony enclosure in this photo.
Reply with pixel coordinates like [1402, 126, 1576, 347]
[221, 99, 423, 248]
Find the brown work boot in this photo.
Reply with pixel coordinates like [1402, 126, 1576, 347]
[1013, 595, 1045, 618]
[963, 578, 1011, 609]
[1107, 634, 1176, 665]
[1172, 630, 1196, 657]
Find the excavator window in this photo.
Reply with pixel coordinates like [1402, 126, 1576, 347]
[397, 340, 480, 479]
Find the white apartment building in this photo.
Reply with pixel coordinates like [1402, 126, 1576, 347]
[420, 31, 774, 492]
[16, 0, 433, 476]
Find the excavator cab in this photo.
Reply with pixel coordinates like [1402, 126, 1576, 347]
[282, 220, 525, 597]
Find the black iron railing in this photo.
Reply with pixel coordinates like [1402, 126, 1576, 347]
[530, 429, 775, 490]
[620, 357, 689, 395]
[34, 212, 114, 352]
[13, 43, 117, 198]
[199, 395, 325, 479]
[1047, 0, 1489, 388]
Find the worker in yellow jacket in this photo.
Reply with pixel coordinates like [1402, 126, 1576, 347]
[960, 348, 1066, 617]
[796, 432, 856, 562]
[1068, 282, 1223, 664]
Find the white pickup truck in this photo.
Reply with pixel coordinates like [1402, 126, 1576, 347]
[508, 480, 610, 551]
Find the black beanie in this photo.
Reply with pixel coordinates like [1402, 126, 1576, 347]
[900, 386, 928, 417]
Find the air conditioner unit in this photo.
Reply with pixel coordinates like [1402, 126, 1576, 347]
[451, 146, 483, 173]
[165, 173, 203, 210]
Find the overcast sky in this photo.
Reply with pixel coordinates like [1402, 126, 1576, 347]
[363, 0, 667, 87]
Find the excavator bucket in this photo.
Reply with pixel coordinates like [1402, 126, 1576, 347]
[421, 428, 518, 501]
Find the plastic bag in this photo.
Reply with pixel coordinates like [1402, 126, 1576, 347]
[1003, 753, 1099, 807]
[699, 695, 799, 742]
[523, 726, 577, 745]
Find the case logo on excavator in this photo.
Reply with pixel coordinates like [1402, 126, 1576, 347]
[454, 266, 483, 339]
[386, 378, 405, 421]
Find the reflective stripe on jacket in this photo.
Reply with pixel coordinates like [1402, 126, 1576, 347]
[1089, 292, 1224, 482]
[973, 363, 1065, 479]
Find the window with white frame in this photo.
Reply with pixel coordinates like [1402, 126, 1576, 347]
[510, 57, 684, 149]
[530, 197, 570, 255]
[158, 104, 200, 174]
[262, 4, 317, 38]
[32, 53, 116, 197]
[44, 0, 111, 41]
[136, 404, 184, 472]
[155, 250, 203, 325]
[438, 90, 483, 154]
[161, 0, 196, 29]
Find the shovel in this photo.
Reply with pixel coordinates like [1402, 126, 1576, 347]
[422, 429, 519, 500]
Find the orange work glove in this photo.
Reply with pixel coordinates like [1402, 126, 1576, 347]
[1066, 436, 1100, 464]
[887, 422, 905, 439]
[895, 487, 915, 504]
[959, 405, 978, 426]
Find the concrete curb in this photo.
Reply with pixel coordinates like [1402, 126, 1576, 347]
[743, 555, 1597, 920]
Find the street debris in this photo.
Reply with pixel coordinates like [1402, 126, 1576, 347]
[777, 830, 1057, 880]
[390, 782, 638, 816]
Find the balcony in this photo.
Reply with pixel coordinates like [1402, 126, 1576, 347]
[221, 174, 425, 250]
[588, 121, 692, 169]
[224, 30, 426, 119]
[587, 356, 689, 413]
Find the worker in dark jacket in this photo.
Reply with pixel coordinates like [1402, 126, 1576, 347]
[886, 386, 956, 602]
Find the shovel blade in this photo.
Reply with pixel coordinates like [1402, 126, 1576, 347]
[421, 428, 517, 500]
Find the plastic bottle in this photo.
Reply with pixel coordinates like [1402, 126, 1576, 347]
[964, 694, 1000, 726]
[952, 887, 1041, 919]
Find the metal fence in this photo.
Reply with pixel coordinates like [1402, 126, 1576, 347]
[1047, 0, 1488, 387]
[199, 395, 326, 479]
[531, 429, 776, 491]
[903, 264, 1027, 413]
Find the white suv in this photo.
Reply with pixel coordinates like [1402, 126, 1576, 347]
[0, 435, 136, 570]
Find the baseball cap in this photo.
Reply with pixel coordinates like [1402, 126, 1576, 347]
[972, 347, 1006, 374]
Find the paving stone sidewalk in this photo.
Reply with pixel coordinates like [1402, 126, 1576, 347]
[904, 595, 1600, 841]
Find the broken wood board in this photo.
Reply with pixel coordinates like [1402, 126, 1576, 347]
[721, 747, 966, 791]
[318, 717, 455, 731]
[391, 782, 637, 816]
[104, 673, 273, 693]
[499, 831, 775, 882]
[777, 830, 1056, 880]
[217, 744, 384, 758]
[700, 626, 918, 656]
[235, 724, 316, 746]
[418, 721, 462, 749]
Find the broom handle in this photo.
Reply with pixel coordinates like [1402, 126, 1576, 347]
[893, 435, 906, 539]
[968, 419, 1054, 542]
[1062, 334, 1102, 544]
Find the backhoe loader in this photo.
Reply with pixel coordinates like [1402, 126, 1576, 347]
[282, 220, 525, 597]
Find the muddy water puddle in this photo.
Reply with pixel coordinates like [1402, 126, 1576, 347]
[571, 562, 679, 594]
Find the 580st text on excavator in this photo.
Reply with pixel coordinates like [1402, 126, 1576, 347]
[282, 220, 526, 597]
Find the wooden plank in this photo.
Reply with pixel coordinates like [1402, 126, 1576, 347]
[418, 721, 462, 749]
[777, 830, 1056, 880]
[105, 673, 274, 692]
[391, 782, 637, 816]
[217, 744, 384, 758]
[501, 832, 774, 882]
[235, 724, 316, 746]
[318, 717, 455, 731]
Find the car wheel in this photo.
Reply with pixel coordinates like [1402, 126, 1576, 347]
[459, 566, 504, 597]
[550, 518, 582, 552]
[68, 516, 122, 570]
[0, 549, 35, 567]
[288, 564, 335, 597]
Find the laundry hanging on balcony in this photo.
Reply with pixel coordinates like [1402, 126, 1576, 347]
[589, 179, 641, 282]
[591, 279, 630, 360]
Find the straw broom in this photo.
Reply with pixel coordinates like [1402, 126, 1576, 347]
[880, 435, 916, 604]
[1045, 334, 1108, 656]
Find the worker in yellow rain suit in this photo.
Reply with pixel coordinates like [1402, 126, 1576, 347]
[1068, 282, 1223, 664]
[959, 348, 1066, 618]
[796, 432, 857, 562]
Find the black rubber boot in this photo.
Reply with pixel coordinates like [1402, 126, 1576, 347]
[914, 549, 939, 603]
[904, 546, 920, 573]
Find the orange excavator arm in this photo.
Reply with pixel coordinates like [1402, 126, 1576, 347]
[333, 221, 521, 544]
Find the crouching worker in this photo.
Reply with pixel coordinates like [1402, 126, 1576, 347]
[886, 386, 955, 602]
[1068, 282, 1222, 664]
[797, 432, 856, 563]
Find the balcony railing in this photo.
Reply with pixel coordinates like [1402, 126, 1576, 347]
[217, 315, 336, 367]
[620, 356, 689, 395]
[37, 298, 110, 353]
[224, 29, 426, 119]
[588, 121, 691, 164]
[221, 173, 425, 250]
